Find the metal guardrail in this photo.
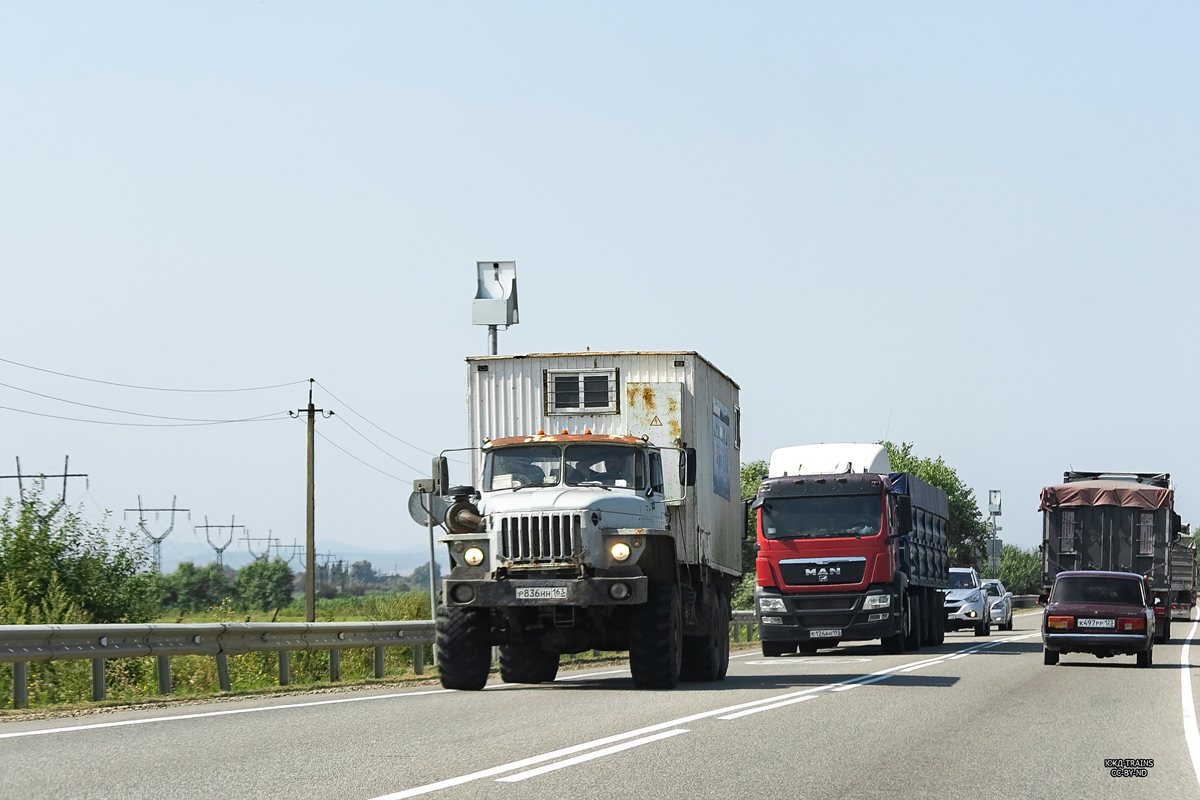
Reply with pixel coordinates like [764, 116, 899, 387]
[1, 620, 435, 709]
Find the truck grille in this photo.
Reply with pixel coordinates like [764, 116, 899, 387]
[500, 514, 582, 562]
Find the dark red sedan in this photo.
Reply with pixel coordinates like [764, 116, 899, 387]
[1041, 570, 1155, 667]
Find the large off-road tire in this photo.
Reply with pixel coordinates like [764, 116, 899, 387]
[680, 586, 729, 683]
[629, 580, 683, 689]
[499, 644, 559, 685]
[435, 605, 492, 691]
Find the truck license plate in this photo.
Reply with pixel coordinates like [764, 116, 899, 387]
[1077, 618, 1114, 628]
[515, 586, 568, 600]
[810, 629, 841, 638]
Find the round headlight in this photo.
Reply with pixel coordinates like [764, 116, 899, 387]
[610, 542, 631, 561]
[451, 583, 475, 603]
[464, 547, 484, 566]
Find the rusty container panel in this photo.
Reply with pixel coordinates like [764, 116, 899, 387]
[465, 351, 741, 576]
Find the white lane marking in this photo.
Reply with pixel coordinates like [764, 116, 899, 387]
[1181, 621, 1200, 789]
[718, 695, 817, 720]
[494, 729, 690, 782]
[371, 636, 1030, 799]
[0, 688, 453, 741]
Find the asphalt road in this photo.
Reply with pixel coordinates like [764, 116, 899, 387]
[2, 611, 1198, 800]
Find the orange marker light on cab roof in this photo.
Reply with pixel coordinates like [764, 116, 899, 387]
[561, 429, 568, 435]
[537, 430, 545, 435]
[585, 429, 592, 435]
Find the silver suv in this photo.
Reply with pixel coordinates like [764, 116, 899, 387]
[944, 567, 991, 636]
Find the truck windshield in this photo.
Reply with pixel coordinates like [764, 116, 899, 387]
[1052, 577, 1145, 606]
[564, 445, 645, 489]
[483, 446, 562, 490]
[759, 494, 881, 539]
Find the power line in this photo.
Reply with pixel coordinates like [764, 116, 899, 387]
[0, 356, 306, 393]
[0, 379, 285, 423]
[314, 380, 442, 458]
[315, 429, 406, 482]
[333, 415, 425, 475]
[0, 403, 289, 427]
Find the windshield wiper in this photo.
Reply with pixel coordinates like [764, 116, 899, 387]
[572, 481, 612, 492]
[511, 481, 555, 492]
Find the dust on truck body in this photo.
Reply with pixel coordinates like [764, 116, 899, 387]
[1170, 535, 1196, 621]
[435, 351, 742, 690]
[1039, 471, 1184, 643]
[752, 443, 950, 655]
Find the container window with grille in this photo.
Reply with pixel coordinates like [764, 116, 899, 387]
[1060, 510, 1077, 554]
[500, 513, 582, 562]
[1138, 512, 1155, 556]
[545, 369, 619, 415]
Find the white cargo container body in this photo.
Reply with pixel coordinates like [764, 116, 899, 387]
[465, 351, 742, 576]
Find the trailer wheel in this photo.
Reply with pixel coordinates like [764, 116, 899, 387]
[629, 580, 683, 689]
[435, 605, 492, 691]
[499, 644, 559, 685]
[681, 587, 726, 683]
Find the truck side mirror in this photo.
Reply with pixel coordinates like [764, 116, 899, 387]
[433, 456, 450, 496]
[680, 447, 697, 487]
[896, 496, 912, 535]
[743, 498, 754, 540]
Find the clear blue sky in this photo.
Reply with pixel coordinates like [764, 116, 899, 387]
[1, 3, 1196, 564]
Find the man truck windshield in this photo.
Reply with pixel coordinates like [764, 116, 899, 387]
[760, 494, 882, 539]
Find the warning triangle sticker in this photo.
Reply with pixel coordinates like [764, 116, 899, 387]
[650, 416, 663, 426]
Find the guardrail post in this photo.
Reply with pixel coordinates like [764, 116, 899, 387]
[732, 622, 740, 643]
[92, 659, 106, 702]
[157, 655, 171, 695]
[374, 646, 385, 679]
[13, 662, 28, 709]
[413, 644, 424, 675]
[278, 651, 290, 686]
[216, 654, 231, 692]
[329, 649, 340, 682]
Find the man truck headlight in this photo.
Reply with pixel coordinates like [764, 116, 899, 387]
[464, 547, 484, 566]
[863, 594, 892, 610]
[610, 542, 631, 561]
[759, 597, 786, 613]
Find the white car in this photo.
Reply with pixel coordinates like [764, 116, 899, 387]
[982, 579, 1013, 631]
[944, 567, 991, 636]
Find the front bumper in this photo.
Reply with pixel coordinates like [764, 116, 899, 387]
[443, 576, 648, 607]
[1042, 631, 1150, 655]
[945, 603, 986, 629]
[755, 589, 896, 642]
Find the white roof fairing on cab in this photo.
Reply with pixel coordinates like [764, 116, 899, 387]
[768, 443, 892, 478]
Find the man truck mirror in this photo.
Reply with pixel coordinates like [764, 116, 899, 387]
[680, 447, 698, 487]
[433, 456, 450, 496]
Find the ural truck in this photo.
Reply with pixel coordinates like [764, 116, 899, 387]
[1170, 535, 1196, 621]
[1039, 471, 1184, 643]
[433, 351, 742, 690]
[752, 443, 950, 655]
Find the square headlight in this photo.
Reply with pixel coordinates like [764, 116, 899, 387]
[759, 597, 786, 613]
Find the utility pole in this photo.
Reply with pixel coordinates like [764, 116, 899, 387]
[124, 496, 190, 573]
[0, 456, 88, 524]
[290, 379, 333, 623]
[195, 515, 246, 568]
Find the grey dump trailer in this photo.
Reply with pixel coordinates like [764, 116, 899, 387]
[1039, 471, 1185, 642]
[432, 351, 742, 690]
[1169, 535, 1196, 621]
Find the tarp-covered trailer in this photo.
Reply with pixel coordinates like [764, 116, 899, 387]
[1040, 471, 1184, 642]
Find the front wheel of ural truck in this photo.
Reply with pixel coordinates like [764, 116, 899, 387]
[629, 580, 683, 689]
[499, 643, 560, 684]
[436, 605, 491, 691]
